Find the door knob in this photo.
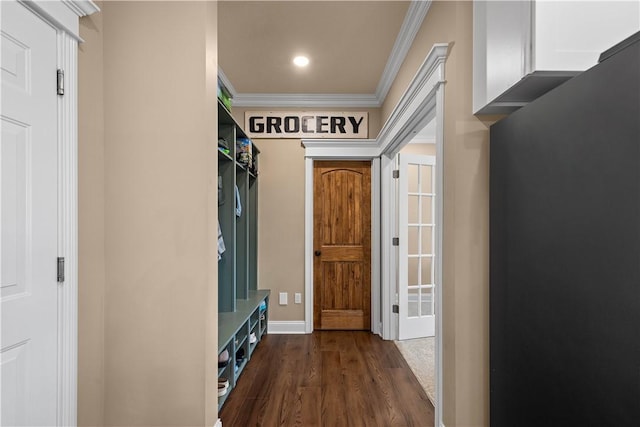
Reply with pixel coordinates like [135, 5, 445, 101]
[314, 250, 321, 257]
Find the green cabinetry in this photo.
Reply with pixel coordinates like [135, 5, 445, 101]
[217, 100, 268, 410]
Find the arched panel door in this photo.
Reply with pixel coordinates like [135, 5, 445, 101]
[313, 161, 371, 330]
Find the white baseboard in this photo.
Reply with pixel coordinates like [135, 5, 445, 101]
[267, 320, 307, 334]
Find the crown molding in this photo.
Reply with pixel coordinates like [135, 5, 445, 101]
[220, 0, 430, 109]
[301, 43, 448, 158]
[377, 43, 448, 154]
[375, 0, 432, 103]
[63, 0, 100, 17]
[232, 93, 380, 108]
[21, 0, 98, 41]
[218, 67, 238, 98]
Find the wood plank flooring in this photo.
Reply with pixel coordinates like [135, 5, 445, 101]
[219, 331, 434, 427]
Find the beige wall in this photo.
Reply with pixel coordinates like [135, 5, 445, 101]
[231, 4, 496, 423]
[383, 2, 499, 426]
[230, 4, 496, 423]
[78, 2, 219, 425]
[78, 4, 105, 425]
[254, 137, 306, 321]
[231, 107, 382, 321]
[76, 2, 498, 426]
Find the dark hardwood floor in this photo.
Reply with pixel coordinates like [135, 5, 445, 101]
[219, 331, 434, 427]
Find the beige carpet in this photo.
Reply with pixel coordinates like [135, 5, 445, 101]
[394, 337, 435, 405]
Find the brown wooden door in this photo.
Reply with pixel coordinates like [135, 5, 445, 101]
[314, 161, 371, 330]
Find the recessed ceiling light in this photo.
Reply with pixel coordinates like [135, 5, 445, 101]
[293, 56, 310, 67]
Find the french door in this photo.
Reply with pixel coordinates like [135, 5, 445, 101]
[398, 154, 436, 340]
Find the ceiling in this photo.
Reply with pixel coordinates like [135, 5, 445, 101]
[218, 1, 430, 108]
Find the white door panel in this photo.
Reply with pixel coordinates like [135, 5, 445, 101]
[1, 1, 59, 425]
[398, 154, 436, 340]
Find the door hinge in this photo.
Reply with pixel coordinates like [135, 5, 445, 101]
[57, 257, 65, 282]
[392, 237, 399, 246]
[392, 304, 399, 314]
[57, 69, 64, 96]
[392, 170, 399, 179]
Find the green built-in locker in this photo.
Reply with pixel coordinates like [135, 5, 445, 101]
[248, 175, 258, 291]
[235, 166, 249, 300]
[218, 120, 236, 312]
[218, 100, 260, 311]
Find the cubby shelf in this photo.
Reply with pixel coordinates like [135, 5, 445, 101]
[217, 98, 269, 411]
[217, 291, 269, 411]
[218, 147, 233, 162]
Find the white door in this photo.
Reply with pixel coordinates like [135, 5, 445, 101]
[398, 154, 436, 340]
[1, 1, 59, 425]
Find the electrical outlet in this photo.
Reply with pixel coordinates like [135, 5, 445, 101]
[279, 292, 288, 305]
[294, 293, 302, 304]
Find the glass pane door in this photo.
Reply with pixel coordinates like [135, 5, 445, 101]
[399, 154, 436, 339]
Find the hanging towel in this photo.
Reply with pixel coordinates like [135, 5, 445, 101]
[235, 185, 242, 217]
[218, 221, 226, 261]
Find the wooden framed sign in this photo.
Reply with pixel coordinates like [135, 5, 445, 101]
[245, 111, 368, 139]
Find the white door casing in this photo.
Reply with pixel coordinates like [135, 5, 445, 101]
[1, 2, 59, 424]
[398, 154, 436, 340]
[378, 43, 446, 427]
[1, 1, 98, 425]
[304, 43, 447, 426]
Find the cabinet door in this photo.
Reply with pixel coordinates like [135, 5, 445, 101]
[473, 0, 532, 113]
[474, 0, 640, 114]
[534, 1, 640, 71]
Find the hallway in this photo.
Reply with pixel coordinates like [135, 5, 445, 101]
[219, 331, 434, 426]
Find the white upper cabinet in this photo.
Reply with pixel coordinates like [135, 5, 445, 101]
[473, 0, 640, 115]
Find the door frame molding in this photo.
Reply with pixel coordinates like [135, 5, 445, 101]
[308, 159, 379, 332]
[16, 1, 99, 425]
[304, 154, 381, 335]
[303, 43, 448, 427]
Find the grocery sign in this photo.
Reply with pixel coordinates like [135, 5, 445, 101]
[245, 112, 368, 139]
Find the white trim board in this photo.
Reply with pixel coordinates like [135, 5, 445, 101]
[219, 1, 432, 108]
[229, 93, 380, 109]
[302, 43, 449, 337]
[376, 43, 448, 154]
[268, 321, 307, 335]
[371, 157, 382, 337]
[58, 30, 80, 427]
[302, 42, 448, 427]
[22, 0, 99, 41]
[301, 43, 449, 160]
[380, 154, 398, 341]
[434, 81, 445, 427]
[304, 158, 314, 334]
[375, 0, 432, 103]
